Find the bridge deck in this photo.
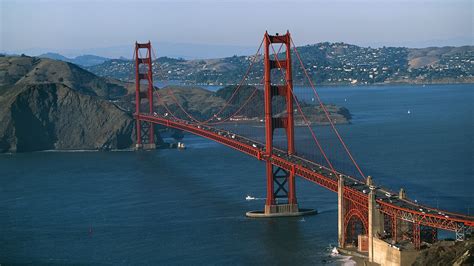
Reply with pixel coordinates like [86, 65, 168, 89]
[139, 114, 474, 231]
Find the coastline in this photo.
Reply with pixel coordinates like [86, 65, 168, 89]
[158, 77, 474, 90]
[303, 80, 474, 88]
[180, 81, 474, 89]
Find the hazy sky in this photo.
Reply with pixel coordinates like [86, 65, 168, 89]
[1, 0, 472, 58]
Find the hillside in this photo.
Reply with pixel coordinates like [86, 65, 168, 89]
[0, 55, 161, 153]
[85, 43, 474, 86]
[413, 238, 473, 266]
[0, 83, 136, 152]
[408, 46, 472, 68]
[0, 55, 127, 99]
[118, 85, 351, 125]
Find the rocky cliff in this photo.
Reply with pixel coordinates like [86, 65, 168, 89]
[0, 56, 159, 153]
[0, 83, 136, 152]
[413, 238, 473, 266]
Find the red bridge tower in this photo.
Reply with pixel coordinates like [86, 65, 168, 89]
[247, 31, 316, 217]
[134, 42, 156, 150]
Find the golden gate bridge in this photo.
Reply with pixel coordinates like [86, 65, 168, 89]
[131, 31, 473, 262]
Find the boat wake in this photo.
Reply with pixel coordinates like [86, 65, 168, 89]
[327, 245, 357, 265]
[245, 195, 264, 201]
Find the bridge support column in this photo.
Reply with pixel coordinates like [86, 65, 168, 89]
[413, 223, 421, 249]
[338, 176, 345, 248]
[391, 215, 398, 243]
[134, 41, 156, 150]
[246, 31, 315, 218]
[248, 163, 315, 217]
[368, 179, 384, 262]
[264, 164, 299, 214]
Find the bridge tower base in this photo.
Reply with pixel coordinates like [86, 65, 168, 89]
[247, 31, 316, 218]
[135, 143, 157, 150]
[246, 208, 317, 218]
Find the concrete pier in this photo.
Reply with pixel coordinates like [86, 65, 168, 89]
[135, 143, 156, 150]
[371, 238, 419, 266]
[246, 204, 317, 218]
[368, 177, 384, 262]
[338, 176, 345, 247]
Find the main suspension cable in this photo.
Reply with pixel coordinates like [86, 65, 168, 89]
[290, 37, 366, 180]
[267, 36, 339, 178]
[150, 37, 265, 125]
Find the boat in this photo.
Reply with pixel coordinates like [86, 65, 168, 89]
[331, 247, 339, 256]
[407, 110, 411, 114]
[177, 142, 186, 150]
[245, 195, 255, 201]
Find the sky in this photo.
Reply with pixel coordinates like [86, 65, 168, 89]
[1, 0, 472, 58]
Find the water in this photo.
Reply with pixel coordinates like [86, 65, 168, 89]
[1, 84, 472, 265]
[154, 80, 223, 92]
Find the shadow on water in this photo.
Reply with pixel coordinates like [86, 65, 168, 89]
[132, 149, 263, 215]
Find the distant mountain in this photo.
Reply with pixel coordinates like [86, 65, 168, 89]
[85, 42, 474, 86]
[38, 53, 109, 67]
[38, 52, 69, 61]
[55, 42, 256, 60]
[74, 55, 111, 67]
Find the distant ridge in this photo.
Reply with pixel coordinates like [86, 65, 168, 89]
[84, 42, 474, 86]
[38, 53, 109, 67]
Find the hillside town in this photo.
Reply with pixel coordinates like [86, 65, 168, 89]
[85, 42, 474, 86]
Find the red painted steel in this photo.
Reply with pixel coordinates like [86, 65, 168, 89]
[263, 31, 297, 207]
[135, 42, 154, 146]
[413, 223, 421, 249]
[392, 215, 398, 242]
[264, 31, 295, 155]
[344, 208, 369, 238]
[263, 33, 274, 206]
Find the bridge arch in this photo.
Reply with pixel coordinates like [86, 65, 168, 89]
[344, 208, 368, 246]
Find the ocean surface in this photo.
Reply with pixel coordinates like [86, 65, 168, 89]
[1, 84, 473, 265]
